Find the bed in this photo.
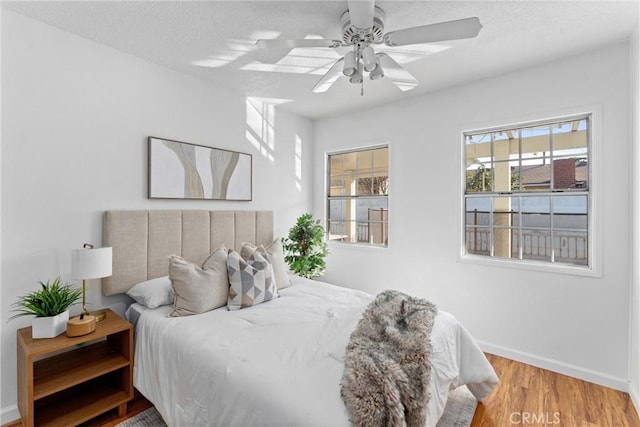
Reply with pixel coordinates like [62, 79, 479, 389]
[103, 210, 498, 426]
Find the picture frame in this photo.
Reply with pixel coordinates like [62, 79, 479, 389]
[148, 137, 252, 201]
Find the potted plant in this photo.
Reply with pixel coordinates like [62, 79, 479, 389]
[282, 213, 329, 279]
[10, 277, 82, 339]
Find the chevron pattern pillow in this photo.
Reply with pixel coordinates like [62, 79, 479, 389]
[227, 249, 278, 310]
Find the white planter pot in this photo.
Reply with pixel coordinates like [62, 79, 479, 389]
[32, 310, 69, 339]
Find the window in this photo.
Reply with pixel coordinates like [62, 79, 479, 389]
[463, 114, 590, 268]
[327, 146, 389, 246]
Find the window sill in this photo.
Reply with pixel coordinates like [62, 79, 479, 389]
[458, 253, 601, 277]
[327, 240, 388, 250]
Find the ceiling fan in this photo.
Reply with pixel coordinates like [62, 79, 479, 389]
[256, 1, 482, 94]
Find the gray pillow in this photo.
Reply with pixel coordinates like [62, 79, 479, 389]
[227, 249, 278, 310]
[241, 239, 291, 290]
[169, 246, 229, 317]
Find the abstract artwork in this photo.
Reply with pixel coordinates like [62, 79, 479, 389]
[148, 137, 252, 200]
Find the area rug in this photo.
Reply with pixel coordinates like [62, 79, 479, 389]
[436, 385, 478, 427]
[117, 386, 477, 427]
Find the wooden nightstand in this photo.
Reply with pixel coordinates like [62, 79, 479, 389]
[16, 309, 133, 427]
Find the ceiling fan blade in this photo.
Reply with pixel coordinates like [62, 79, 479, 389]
[256, 39, 342, 49]
[383, 17, 482, 47]
[376, 53, 418, 92]
[347, 0, 374, 29]
[312, 58, 344, 93]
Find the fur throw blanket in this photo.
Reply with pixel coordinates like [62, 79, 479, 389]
[341, 290, 438, 427]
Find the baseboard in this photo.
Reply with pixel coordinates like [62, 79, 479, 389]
[478, 340, 629, 392]
[0, 404, 19, 426]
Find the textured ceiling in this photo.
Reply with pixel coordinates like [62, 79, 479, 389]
[3, 1, 639, 120]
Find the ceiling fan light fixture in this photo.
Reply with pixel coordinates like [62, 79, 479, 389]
[369, 62, 384, 80]
[361, 46, 377, 72]
[343, 51, 356, 77]
[257, 5, 482, 94]
[349, 63, 363, 84]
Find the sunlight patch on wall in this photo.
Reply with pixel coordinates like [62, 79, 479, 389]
[295, 134, 303, 192]
[245, 96, 292, 163]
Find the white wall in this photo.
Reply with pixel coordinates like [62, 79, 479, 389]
[314, 43, 632, 391]
[0, 10, 313, 421]
[630, 22, 640, 413]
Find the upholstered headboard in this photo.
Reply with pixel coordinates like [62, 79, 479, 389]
[102, 210, 273, 296]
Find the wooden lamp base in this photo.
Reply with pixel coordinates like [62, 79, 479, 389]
[66, 315, 96, 337]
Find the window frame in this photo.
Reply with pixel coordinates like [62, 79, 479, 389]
[326, 143, 390, 248]
[459, 109, 602, 277]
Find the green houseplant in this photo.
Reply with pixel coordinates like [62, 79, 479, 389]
[10, 277, 82, 339]
[282, 213, 329, 279]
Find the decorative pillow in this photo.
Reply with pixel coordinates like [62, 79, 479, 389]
[168, 246, 229, 317]
[227, 250, 278, 310]
[240, 239, 291, 290]
[126, 276, 174, 309]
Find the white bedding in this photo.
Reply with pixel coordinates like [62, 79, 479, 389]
[130, 276, 498, 426]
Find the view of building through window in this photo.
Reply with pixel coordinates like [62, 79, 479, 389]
[327, 146, 389, 246]
[464, 115, 590, 266]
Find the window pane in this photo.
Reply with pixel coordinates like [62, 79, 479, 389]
[492, 196, 513, 227]
[552, 157, 588, 191]
[493, 130, 519, 161]
[493, 227, 515, 260]
[552, 118, 587, 156]
[357, 150, 373, 171]
[357, 198, 388, 246]
[342, 151, 357, 172]
[329, 175, 347, 196]
[329, 154, 344, 175]
[553, 195, 587, 230]
[466, 226, 490, 255]
[492, 196, 513, 258]
[520, 196, 551, 228]
[373, 147, 389, 175]
[356, 173, 373, 195]
[466, 163, 493, 193]
[554, 231, 588, 265]
[521, 160, 551, 191]
[372, 176, 389, 195]
[465, 197, 491, 226]
[328, 199, 345, 222]
[518, 229, 552, 263]
[327, 220, 347, 241]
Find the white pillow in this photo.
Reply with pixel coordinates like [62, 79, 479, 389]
[126, 276, 174, 309]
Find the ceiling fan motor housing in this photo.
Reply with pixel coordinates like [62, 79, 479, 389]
[341, 6, 386, 45]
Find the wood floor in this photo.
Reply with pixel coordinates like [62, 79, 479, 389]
[471, 354, 639, 427]
[6, 353, 638, 427]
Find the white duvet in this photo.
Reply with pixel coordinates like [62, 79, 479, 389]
[130, 276, 498, 427]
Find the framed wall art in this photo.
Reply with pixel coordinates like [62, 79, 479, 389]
[148, 137, 252, 201]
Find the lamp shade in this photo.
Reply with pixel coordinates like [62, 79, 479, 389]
[71, 247, 112, 280]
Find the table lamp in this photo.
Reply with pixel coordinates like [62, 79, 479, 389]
[67, 243, 112, 337]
